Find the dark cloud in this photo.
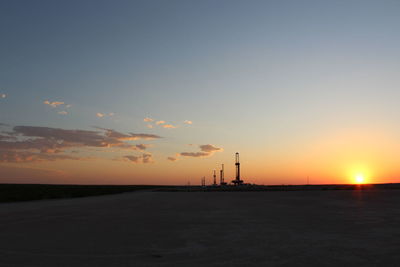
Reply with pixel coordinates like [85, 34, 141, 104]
[129, 133, 161, 140]
[167, 156, 178, 162]
[180, 144, 223, 158]
[199, 144, 222, 153]
[97, 127, 161, 141]
[0, 125, 160, 163]
[180, 152, 210, 157]
[13, 126, 105, 147]
[142, 153, 153, 163]
[135, 144, 151, 151]
[110, 143, 151, 151]
[9, 126, 159, 150]
[123, 153, 154, 164]
[124, 155, 140, 163]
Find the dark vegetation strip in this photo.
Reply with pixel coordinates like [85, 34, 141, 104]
[0, 184, 167, 203]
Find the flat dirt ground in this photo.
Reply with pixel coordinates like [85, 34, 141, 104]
[1, 190, 400, 266]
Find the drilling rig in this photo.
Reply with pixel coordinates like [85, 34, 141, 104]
[201, 176, 206, 187]
[232, 152, 244, 185]
[213, 170, 217, 186]
[220, 164, 227, 186]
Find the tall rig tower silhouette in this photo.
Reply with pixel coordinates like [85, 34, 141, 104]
[232, 152, 244, 185]
[220, 164, 227, 185]
[213, 170, 217, 186]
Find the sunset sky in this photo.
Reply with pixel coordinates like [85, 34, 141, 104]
[1, 0, 400, 185]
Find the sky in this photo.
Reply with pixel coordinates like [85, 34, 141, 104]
[1, 0, 400, 185]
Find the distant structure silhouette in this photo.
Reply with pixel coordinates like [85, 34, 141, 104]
[213, 170, 217, 186]
[201, 176, 206, 187]
[220, 164, 227, 185]
[232, 152, 244, 185]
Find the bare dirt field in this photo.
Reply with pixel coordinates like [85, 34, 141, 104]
[1, 189, 400, 266]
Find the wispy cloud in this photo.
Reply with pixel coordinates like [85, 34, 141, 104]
[183, 120, 193, 125]
[145, 118, 180, 129]
[43, 100, 71, 116]
[96, 112, 114, 118]
[44, 100, 65, 108]
[162, 124, 176, 129]
[179, 144, 223, 158]
[167, 156, 178, 162]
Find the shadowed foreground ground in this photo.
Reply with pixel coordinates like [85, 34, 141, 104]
[1, 190, 400, 266]
[0, 184, 162, 202]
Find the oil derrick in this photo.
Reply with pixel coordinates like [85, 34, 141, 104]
[213, 170, 217, 186]
[201, 176, 206, 187]
[232, 152, 244, 185]
[220, 164, 227, 185]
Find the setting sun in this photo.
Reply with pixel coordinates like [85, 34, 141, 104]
[355, 174, 365, 184]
